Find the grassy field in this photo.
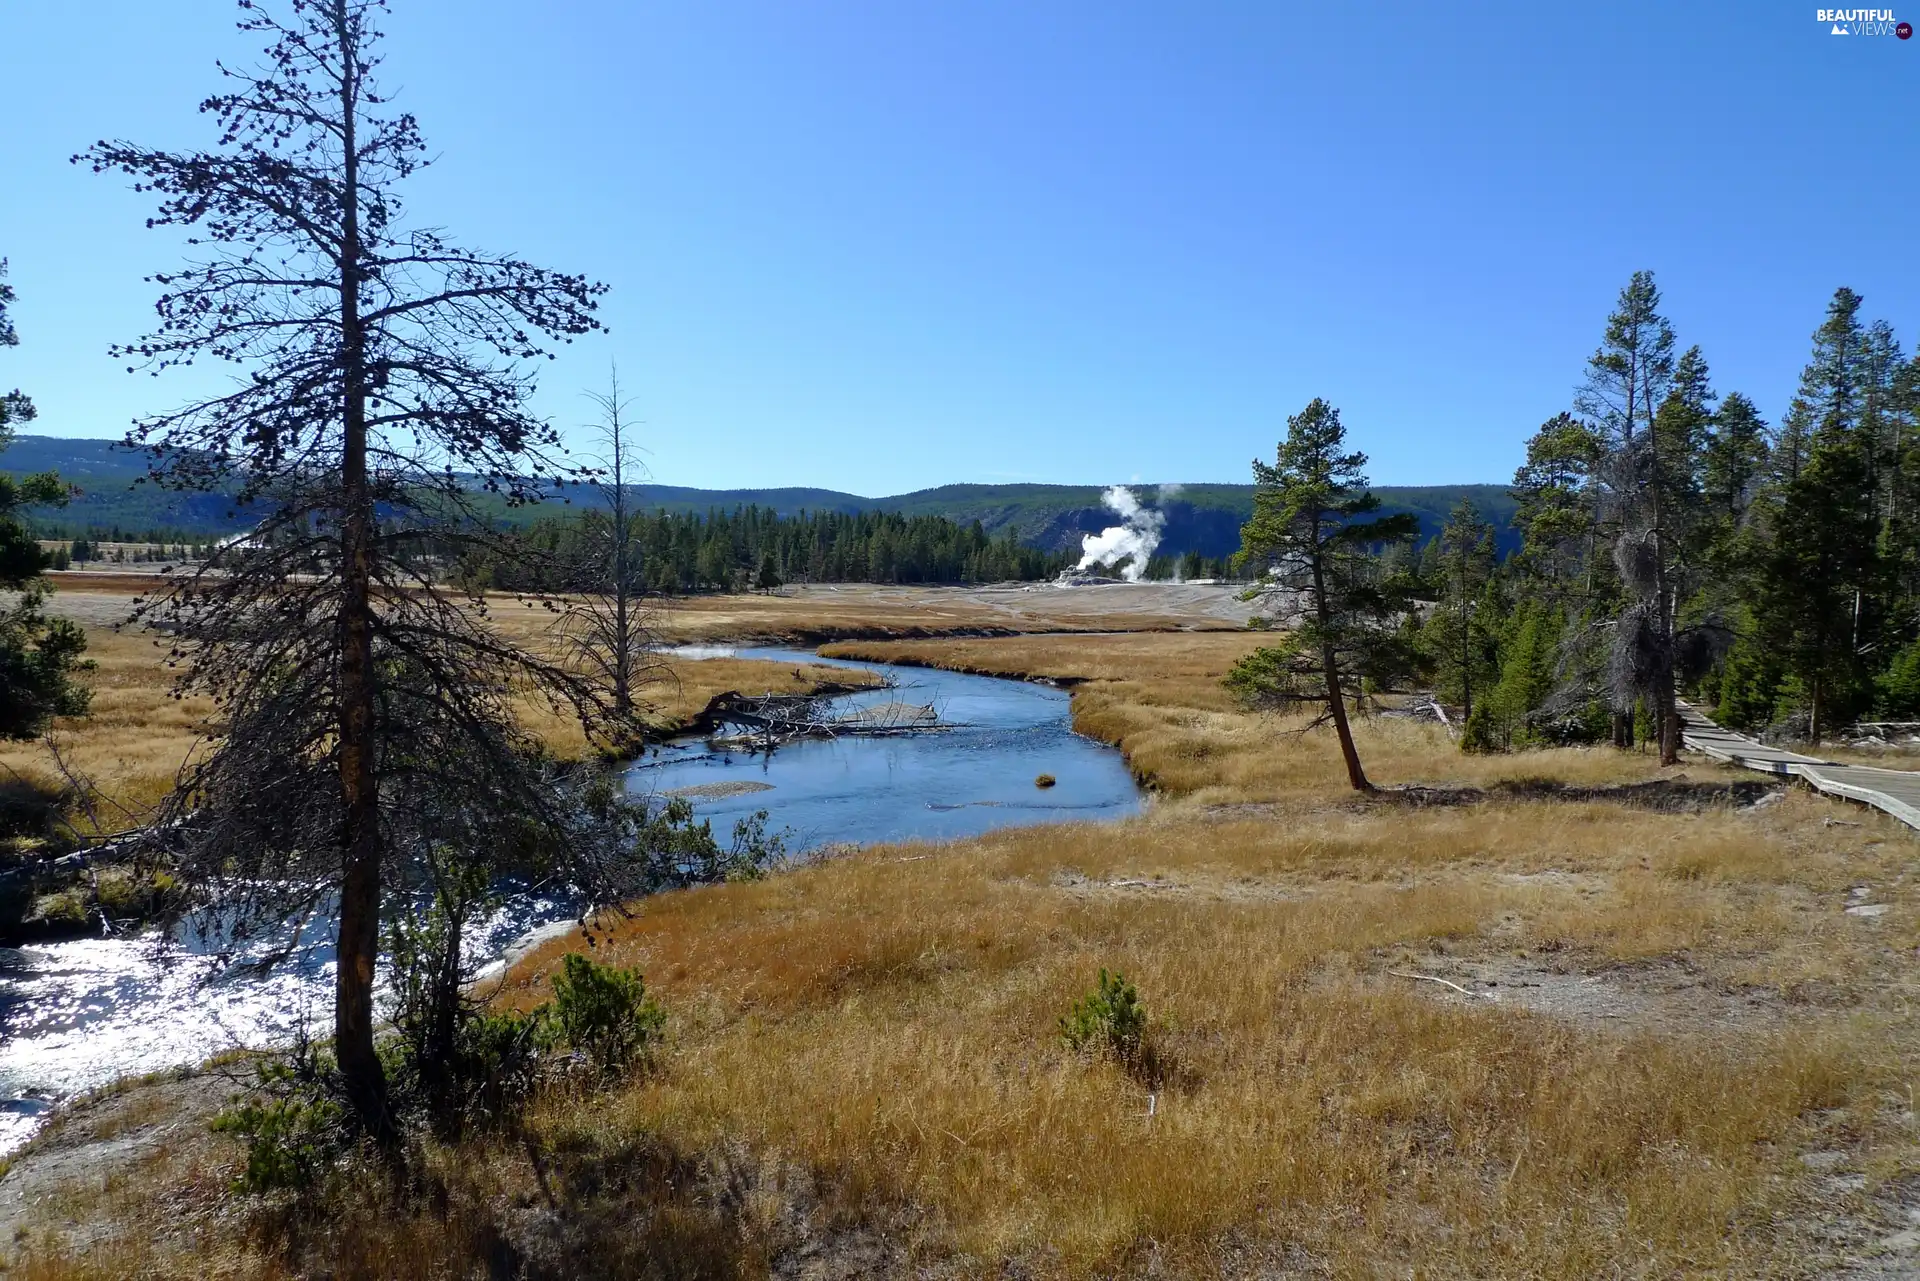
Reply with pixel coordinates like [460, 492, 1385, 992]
[6, 601, 1920, 1277]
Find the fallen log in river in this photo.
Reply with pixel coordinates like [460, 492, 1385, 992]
[701, 689, 945, 749]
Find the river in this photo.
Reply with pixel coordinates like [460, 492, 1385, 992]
[0, 647, 1140, 1154]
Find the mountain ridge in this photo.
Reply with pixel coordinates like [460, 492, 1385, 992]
[0, 435, 1519, 557]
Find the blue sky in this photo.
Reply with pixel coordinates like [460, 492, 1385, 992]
[1, 1, 1916, 495]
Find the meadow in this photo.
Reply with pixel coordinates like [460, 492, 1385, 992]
[4, 587, 1919, 1277]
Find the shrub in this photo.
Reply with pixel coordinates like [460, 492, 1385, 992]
[1459, 703, 1501, 753]
[210, 1056, 346, 1196]
[443, 1006, 549, 1128]
[548, 952, 666, 1077]
[1059, 969, 1146, 1063]
[1034, 773, 1057, 789]
[1879, 636, 1920, 718]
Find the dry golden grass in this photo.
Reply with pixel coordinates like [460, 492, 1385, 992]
[635, 582, 1245, 642]
[0, 626, 210, 836]
[822, 633, 1673, 800]
[11, 627, 1920, 1277]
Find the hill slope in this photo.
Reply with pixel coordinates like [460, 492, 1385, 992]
[1, 435, 1518, 556]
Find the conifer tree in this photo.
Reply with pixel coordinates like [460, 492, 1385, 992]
[82, 0, 611, 1138]
[1227, 399, 1418, 791]
[1578, 272, 1692, 760]
[564, 367, 662, 726]
[1509, 412, 1605, 600]
[1425, 498, 1497, 721]
[1700, 392, 1771, 524]
[1748, 288, 1884, 740]
[0, 260, 91, 738]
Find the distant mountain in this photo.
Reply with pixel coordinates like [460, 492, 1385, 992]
[869, 482, 1520, 559]
[1, 435, 1519, 555]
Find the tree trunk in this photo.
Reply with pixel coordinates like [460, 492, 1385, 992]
[1322, 641, 1371, 792]
[1311, 547, 1371, 792]
[331, 6, 393, 1144]
[609, 397, 631, 718]
[1647, 371, 1681, 768]
[1458, 564, 1472, 722]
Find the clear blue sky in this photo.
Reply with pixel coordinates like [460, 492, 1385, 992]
[1, 1, 1915, 495]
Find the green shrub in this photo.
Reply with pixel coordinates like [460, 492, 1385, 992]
[1716, 634, 1784, 731]
[548, 952, 666, 1077]
[1879, 637, 1920, 718]
[1059, 969, 1146, 1063]
[444, 1006, 550, 1126]
[210, 1060, 345, 1196]
[1459, 703, 1501, 753]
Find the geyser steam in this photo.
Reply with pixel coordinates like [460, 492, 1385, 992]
[1077, 485, 1164, 582]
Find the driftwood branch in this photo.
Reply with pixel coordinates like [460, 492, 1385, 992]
[1387, 970, 1487, 999]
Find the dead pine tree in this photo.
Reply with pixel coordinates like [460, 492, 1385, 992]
[1226, 399, 1419, 792]
[1576, 271, 1682, 761]
[562, 366, 668, 738]
[80, 0, 617, 1141]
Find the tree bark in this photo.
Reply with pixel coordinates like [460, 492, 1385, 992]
[330, 2, 392, 1143]
[1458, 558, 1473, 722]
[609, 383, 631, 717]
[1322, 642, 1371, 792]
[1312, 538, 1371, 792]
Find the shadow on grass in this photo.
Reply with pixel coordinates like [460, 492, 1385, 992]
[1378, 777, 1783, 812]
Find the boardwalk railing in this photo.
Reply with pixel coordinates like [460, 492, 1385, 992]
[1679, 702, 1920, 831]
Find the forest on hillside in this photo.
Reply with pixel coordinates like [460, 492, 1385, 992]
[461, 506, 1077, 591]
[3, 432, 1515, 562]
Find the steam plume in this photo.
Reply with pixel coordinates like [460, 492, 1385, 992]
[1077, 485, 1163, 582]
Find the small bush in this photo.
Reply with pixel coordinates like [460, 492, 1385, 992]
[1034, 773, 1057, 789]
[1059, 969, 1146, 1063]
[549, 952, 666, 1077]
[0, 775, 65, 839]
[211, 1058, 346, 1196]
[1459, 703, 1501, 754]
[441, 1006, 550, 1127]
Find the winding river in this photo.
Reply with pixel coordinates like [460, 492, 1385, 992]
[0, 648, 1139, 1154]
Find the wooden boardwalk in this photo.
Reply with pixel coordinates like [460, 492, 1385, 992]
[1679, 702, 1920, 830]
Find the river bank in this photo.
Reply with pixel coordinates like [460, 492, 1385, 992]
[0, 625, 884, 946]
[9, 625, 1920, 1277]
[0, 642, 1145, 1164]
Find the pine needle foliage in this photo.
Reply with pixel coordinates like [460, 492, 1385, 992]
[1229, 399, 1419, 790]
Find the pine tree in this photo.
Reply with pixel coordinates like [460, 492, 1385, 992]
[1227, 399, 1419, 791]
[1700, 392, 1771, 523]
[1423, 498, 1498, 721]
[82, 0, 610, 1139]
[1747, 288, 1884, 741]
[1509, 412, 1605, 600]
[0, 260, 90, 738]
[564, 367, 660, 726]
[1577, 272, 1693, 760]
